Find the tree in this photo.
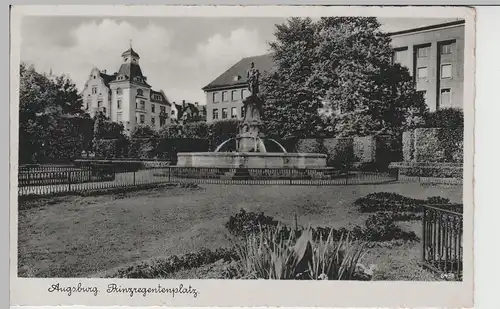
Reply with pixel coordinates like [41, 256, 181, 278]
[261, 17, 324, 138]
[131, 124, 156, 139]
[262, 17, 428, 138]
[19, 63, 88, 163]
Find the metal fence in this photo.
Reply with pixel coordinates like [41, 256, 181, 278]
[17, 165, 400, 196]
[422, 204, 463, 280]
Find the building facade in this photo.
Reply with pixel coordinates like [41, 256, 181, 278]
[202, 20, 465, 122]
[389, 20, 465, 111]
[81, 47, 172, 133]
[202, 54, 274, 123]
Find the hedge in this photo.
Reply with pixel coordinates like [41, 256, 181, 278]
[404, 128, 463, 163]
[389, 162, 463, 178]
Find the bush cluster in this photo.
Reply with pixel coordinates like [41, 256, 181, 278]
[353, 192, 462, 213]
[225, 209, 418, 242]
[107, 247, 238, 279]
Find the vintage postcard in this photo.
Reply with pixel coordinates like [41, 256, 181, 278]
[10, 5, 475, 308]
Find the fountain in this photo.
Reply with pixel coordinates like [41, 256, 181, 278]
[177, 62, 327, 171]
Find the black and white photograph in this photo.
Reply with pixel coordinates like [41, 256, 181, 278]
[9, 5, 475, 308]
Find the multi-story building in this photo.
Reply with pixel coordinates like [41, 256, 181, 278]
[202, 20, 465, 122]
[202, 54, 274, 123]
[81, 47, 172, 133]
[389, 20, 465, 111]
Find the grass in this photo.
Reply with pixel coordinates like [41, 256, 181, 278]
[17, 183, 462, 278]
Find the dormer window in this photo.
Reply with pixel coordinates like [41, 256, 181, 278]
[132, 59, 137, 63]
[137, 89, 144, 96]
[116, 88, 123, 95]
[125, 58, 128, 62]
[233, 75, 241, 81]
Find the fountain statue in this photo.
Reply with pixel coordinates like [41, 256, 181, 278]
[176, 61, 327, 171]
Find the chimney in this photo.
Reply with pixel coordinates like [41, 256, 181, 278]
[102, 69, 107, 74]
[182, 100, 186, 108]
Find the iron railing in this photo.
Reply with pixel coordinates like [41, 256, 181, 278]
[17, 166, 400, 196]
[422, 204, 463, 280]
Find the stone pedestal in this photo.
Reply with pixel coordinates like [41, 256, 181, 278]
[237, 95, 265, 152]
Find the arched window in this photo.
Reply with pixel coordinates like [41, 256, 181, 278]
[137, 89, 144, 96]
[116, 88, 123, 95]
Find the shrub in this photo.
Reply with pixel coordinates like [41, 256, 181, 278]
[423, 108, 464, 129]
[94, 138, 129, 158]
[225, 209, 280, 237]
[353, 192, 453, 213]
[363, 213, 418, 241]
[131, 125, 157, 138]
[413, 127, 463, 163]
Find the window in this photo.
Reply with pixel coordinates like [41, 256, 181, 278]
[102, 107, 107, 114]
[151, 104, 155, 113]
[116, 88, 123, 95]
[417, 46, 429, 58]
[140, 115, 145, 124]
[213, 109, 219, 120]
[393, 49, 406, 64]
[440, 88, 452, 108]
[241, 106, 245, 118]
[137, 89, 144, 96]
[140, 100, 145, 110]
[213, 92, 219, 103]
[171, 110, 175, 115]
[231, 107, 237, 118]
[441, 43, 453, 55]
[97, 100, 102, 107]
[93, 75, 96, 79]
[160, 106, 166, 114]
[222, 108, 228, 119]
[117, 100, 122, 109]
[441, 64, 452, 79]
[151, 117, 156, 126]
[117, 113, 122, 122]
[231, 90, 238, 101]
[417, 67, 428, 79]
[241, 89, 246, 100]
[222, 91, 228, 102]
[233, 75, 240, 81]
[85, 100, 91, 110]
[92, 86, 97, 94]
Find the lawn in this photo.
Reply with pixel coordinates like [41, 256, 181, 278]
[17, 183, 462, 279]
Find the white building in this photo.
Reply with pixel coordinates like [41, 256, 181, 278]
[81, 47, 172, 133]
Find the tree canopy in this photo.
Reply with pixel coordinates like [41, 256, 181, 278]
[261, 17, 428, 138]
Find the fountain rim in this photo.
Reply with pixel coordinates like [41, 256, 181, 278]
[177, 152, 327, 158]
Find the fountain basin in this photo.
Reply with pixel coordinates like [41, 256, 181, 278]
[177, 152, 327, 169]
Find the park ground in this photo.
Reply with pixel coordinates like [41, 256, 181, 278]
[17, 183, 462, 280]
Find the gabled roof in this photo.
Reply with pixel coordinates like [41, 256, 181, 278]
[121, 47, 140, 58]
[202, 53, 275, 91]
[150, 89, 171, 106]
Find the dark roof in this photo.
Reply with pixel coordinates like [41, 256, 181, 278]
[121, 47, 140, 58]
[388, 20, 465, 36]
[99, 72, 116, 88]
[202, 53, 275, 91]
[111, 63, 151, 87]
[150, 90, 171, 106]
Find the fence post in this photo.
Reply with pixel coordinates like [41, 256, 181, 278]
[422, 206, 426, 263]
[345, 170, 349, 185]
[168, 167, 171, 183]
[68, 171, 72, 192]
[133, 170, 136, 186]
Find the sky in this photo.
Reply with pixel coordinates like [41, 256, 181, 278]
[20, 16, 459, 105]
